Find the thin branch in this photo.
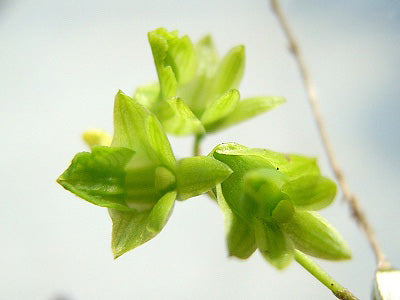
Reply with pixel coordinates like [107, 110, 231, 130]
[269, 0, 390, 270]
[193, 134, 203, 157]
[295, 250, 358, 300]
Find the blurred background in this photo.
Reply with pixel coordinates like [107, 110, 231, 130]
[1, 0, 399, 299]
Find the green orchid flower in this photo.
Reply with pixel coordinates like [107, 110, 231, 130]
[57, 91, 232, 258]
[210, 143, 351, 269]
[133, 28, 285, 135]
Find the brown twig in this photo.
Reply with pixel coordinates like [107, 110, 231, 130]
[269, 0, 390, 270]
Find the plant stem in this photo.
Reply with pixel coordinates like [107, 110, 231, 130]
[294, 250, 358, 300]
[269, 0, 390, 270]
[193, 134, 204, 156]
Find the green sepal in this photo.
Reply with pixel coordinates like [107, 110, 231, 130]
[148, 28, 195, 94]
[216, 185, 257, 259]
[112, 90, 175, 168]
[146, 114, 176, 170]
[176, 156, 232, 200]
[278, 155, 320, 179]
[201, 89, 240, 131]
[133, 83, 160, 109]
[195, 35, 219, 76]
[243, 168, 288, 219]
[272, 200, 295, 223]
[211, 146, 275, 219]
[110, 190, 176, 258]
[282, 175, 336, 210]
[177, 35, 218, 117]
[216, 96, 285, 130]
[254, 219, 294, 270]
[57, 146, 135, 211]
[154, 97, 205, 135]
[212, 143, 320, 179]
[212, 45, 245, 98]
[159, 66, 178, 100]
[112, 90, 151, 152]
[282, 210, 351, 260]
[147, 190, 176, 233]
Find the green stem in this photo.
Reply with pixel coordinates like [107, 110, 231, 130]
[193, 134, 204, 156]
[294, 250, 358, 300]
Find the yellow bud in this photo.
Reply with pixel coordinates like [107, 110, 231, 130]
[82, 129, 112, 149]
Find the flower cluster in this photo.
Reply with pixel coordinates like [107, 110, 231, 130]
[135, 28, 285, 135]
[57, 28, 350, 268]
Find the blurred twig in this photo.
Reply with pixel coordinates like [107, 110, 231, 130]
[270, 0, 390, 270]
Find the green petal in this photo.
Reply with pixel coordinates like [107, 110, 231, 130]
[212, 45, 245, 98]
[254, 220, 294, 269]
[133, 83, 160, 109]
[57, 146, 135, 211]
[216, 185, 257, 259]
[177, 73, 210, 117]
[278, 154, 320, 179]
[211, 145, 275, 219]
[201, 89, 240, 131]
[148, 28, 195, 96]
[112, 91, 175, 166]
[282, 175, 336, 210]
[243, 168, 288, 219]
[111, 91, 150, 152]
[159, 66, 178, 100]
[282, 210, 351, 260]
[110, 190, 176, 258]
[177, 35, 218, 117]
[167, 34, 195, 84]
[176, 156, 232, 200]
[154, 97, 205, 135]
[216, 96, 285, 130]
[195, 35, 219, 76]
[147, 190, 176, 233]
[147, 30, 178, 99]
[212, 143, 289, 168]
[146, 115, 176, 170]
[212, 143, 320, 179]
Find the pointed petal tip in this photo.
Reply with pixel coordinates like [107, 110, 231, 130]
[112, 247, 125, 260]
[235, 45, 245, 52]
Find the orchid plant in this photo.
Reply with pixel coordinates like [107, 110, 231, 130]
[57, 28, 357, 299]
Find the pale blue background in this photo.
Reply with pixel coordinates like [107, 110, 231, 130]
[1, 0, 399, 299]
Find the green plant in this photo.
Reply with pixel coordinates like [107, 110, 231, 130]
[57, 28, 357, 299]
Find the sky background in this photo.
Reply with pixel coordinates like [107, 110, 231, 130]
[1, 0, 400, 299]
